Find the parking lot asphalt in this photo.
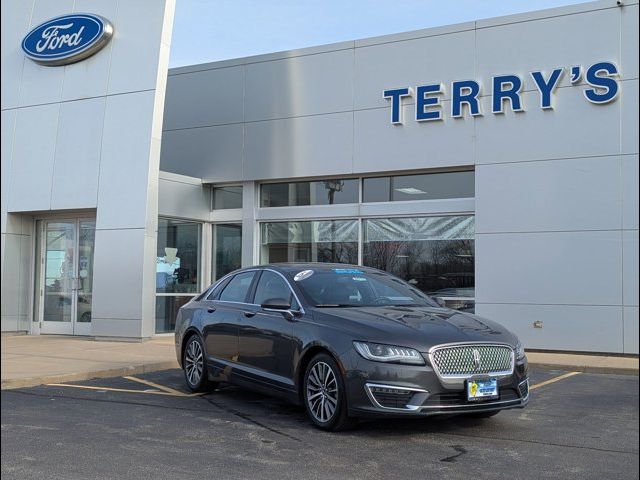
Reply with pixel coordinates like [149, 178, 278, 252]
[1, 367, 638, 480]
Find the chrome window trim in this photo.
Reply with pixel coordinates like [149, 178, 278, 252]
[364, 383, 429, 412]
[428, 342, 515, 388]
[207, 269, 261, 304]
[200, 268, 306, 316]
[259, 268, 306, 316]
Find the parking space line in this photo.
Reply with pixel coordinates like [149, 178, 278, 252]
[530, 371, 581, 391]
[123, 376, 186, 396]
[45, 383, 206, 397]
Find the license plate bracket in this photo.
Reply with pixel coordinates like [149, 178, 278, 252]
[467, 378, 499, 401]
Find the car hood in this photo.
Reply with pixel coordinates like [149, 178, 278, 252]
[313, 305, 517, 352]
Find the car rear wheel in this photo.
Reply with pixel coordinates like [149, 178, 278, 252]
[183, 335, 217, 393]
[303, 353, 354, 431]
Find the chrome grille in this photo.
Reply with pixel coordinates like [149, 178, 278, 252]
[431, 344, 514, 377]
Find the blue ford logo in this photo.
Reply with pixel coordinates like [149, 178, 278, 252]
[21, 13, 113, 66]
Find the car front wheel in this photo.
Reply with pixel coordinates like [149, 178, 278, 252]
[303, 353, 354, 431]
[183, 335, 217, 393]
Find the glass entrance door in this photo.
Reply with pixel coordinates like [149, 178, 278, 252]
[38, 219, 95, 335]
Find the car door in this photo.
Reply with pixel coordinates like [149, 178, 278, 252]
[236, 270, 299, 390]
[202, 271, 257, 373]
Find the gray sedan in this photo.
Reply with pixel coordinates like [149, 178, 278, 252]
[175, 263, 529, 431]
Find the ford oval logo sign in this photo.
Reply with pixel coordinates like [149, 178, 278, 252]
[21, 13, 113, 66]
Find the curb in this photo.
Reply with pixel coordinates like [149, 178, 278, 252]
[0, 360, 179, 391]
[528, 361, 639, 376]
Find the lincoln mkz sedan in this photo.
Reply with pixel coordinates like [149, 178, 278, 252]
[175, 264, 529, 430]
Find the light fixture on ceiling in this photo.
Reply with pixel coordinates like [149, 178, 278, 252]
[394, 187, 426, 195]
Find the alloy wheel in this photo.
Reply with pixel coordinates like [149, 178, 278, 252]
[184, 339, 204, 386]
[306, 361, 338, 423]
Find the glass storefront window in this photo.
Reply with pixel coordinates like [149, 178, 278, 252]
[363, 215, 475, 312]
[157, 219, 201, 294]
[156, 218, 202, 333]
[260, 220, 358, 264]
[213, 186, 243, 209]
[155, 295, 193, 333]
[261, 179, 359, 207]
[363, 171, 474, 203]
[213, 223, 242, 280]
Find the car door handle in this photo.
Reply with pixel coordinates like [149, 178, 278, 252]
[207, 308, 216, 313]
[243, 311, 256, 318]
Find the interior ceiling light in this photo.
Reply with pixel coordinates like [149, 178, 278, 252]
[394, 187, 426, 195]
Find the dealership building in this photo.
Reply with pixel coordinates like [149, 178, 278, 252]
[1, 0, 638, 354]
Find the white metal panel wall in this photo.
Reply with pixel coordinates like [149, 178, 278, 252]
[1, 0, 176, 338]
[159, 0, 638, 353]
[474, 2, 638, 353]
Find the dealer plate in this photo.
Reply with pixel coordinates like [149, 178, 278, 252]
[467, 378, 499, 401]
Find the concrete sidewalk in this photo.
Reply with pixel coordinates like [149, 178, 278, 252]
[1, 335, 638, 390]
[1, 335, 178, 390]
[526, 351, 638, 375]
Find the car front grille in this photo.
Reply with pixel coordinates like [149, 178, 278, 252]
[430, 344, 514, 377]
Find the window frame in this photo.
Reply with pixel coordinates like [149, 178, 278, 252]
[251, 269, 302, 312]
[216, 270, 259, 305]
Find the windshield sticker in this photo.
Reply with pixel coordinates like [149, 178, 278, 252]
[332, 268, 363, 274]
[352, 277, 367, 282]
[294, 269, 314, 281]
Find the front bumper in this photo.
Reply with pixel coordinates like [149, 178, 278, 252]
[342, 348, 529, 418]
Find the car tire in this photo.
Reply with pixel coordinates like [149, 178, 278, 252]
[303, 353, 355, 431]
[467, 410, 501, 419]
[182, 335, 217, 393]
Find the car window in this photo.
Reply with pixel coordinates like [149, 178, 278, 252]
[204, 279, 226, 301]
[218, 271, 256, 303]
[254, 271, 300, 310]
[294, 269, 437, 307]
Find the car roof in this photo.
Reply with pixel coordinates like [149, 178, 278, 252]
[249, 263, 379, 274]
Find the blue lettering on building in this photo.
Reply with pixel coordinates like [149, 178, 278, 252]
[530, 68, 564, 109]
[492, 74, 524, 114]
[383, 88, 412, 124]
[383, 61, 620, 124]
[583, 62, 619, 104]
[451, 80, 481, 117]
[415, 84, 443, 121]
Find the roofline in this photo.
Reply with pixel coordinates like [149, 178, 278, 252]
[168, 0, 628, 76]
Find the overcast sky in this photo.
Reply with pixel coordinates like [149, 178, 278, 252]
[169, 0, 591, 67]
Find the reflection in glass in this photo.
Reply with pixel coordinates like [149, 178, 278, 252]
[363, 216, 475, 312]
[155, 295, 193, 333]
[260, 220, 358, 264]
[261, 179, 359, 207]
[213, 186, 243, 210]
[213, 224, 242, 280]
[363, 171, 474, 203]
[156, 219, 201, 294]
[77, 221, 95, 323]
[43, 222, 75, 323]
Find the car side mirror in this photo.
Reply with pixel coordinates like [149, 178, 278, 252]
[261, 298, 292, 311]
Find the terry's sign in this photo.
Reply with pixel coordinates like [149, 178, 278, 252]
[383, 61, 620, 124]
[21, 13, 113, 66]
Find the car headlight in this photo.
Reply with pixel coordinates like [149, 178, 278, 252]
[515, 339, 526, 360]
[353, 341, 425, 365]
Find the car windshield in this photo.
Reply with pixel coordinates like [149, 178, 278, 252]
[293, 268, 439, 308]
